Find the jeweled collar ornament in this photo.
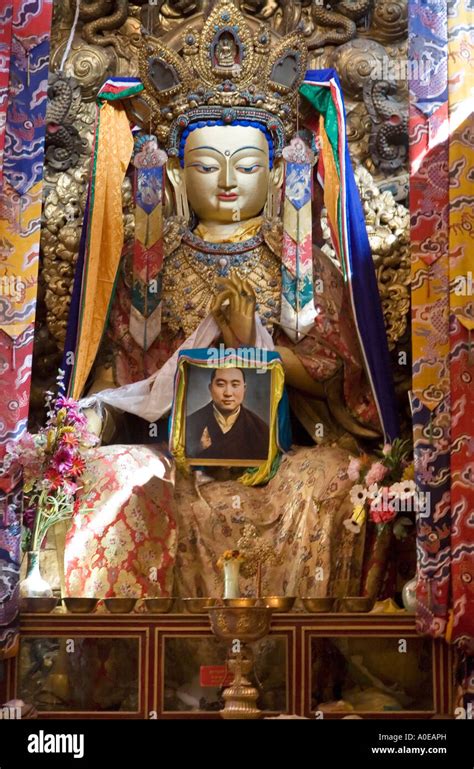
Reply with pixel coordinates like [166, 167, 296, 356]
[138, 0, 308, 155]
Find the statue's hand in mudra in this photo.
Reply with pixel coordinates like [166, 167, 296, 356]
[211, 274, 257, 347]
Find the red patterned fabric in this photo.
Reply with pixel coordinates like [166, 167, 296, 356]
[409, 0, 474, 646]
[0, 1, 13, 189]
[0, 0, 54, 660]
[65, 446, 176, 598]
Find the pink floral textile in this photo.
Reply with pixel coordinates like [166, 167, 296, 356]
[65, 444, 365, 599]
[65, 446, 176, 598]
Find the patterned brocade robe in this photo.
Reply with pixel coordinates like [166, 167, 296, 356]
[103, 215, 380, 432]
[64, 217, 379, 600]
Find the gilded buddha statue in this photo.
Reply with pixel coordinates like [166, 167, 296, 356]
[63, 0, 399, 601]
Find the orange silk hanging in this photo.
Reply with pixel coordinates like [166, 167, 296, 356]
[71, 102, 133, 399]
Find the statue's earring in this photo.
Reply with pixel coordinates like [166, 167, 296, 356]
[264, 176, 281, 220]
[166, 158, 190, 223]
[175, 174, 190, 222]
[264, 160, 283, 220]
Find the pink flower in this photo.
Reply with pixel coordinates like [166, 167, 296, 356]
[365, 461, 388, 487]
[347, 457, 361, 481]
[63, 479, 78, 495]
[381, 507, 396, 523]
[52, 446, 74, 474]
[55, 395, 87, 427]
[369, 506, 396, 524]
[382, 443, 392, 456]
[19, 433, 36, 451]
[55, 396, 79, 410]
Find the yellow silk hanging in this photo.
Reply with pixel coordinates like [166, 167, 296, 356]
[0, 180, 43, 340]
[318, 116, 340, 258]
[71, 102, 133, 398]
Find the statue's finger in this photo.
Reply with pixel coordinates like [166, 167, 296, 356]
[211, 288, 228, 306]
[211, 289, 234, 312]
[216, 277, 240, 299]
[212, 307, 229, 329]
[242, 279, 256, 300]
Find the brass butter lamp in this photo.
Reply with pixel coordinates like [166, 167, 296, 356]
[208, 604, 273, 719]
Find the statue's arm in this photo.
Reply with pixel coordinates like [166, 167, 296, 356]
[274, 345, 325, 398]
[275, 246, 382, 439]
[275, 344, 380, 438]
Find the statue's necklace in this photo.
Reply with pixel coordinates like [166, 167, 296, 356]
[162, 230, 281, 337]
[182, 229, 266, 277]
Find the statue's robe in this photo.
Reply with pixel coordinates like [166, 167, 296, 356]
[64, 220, 375, 599]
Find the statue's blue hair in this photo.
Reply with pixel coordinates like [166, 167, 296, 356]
[179, 119, 274, 168]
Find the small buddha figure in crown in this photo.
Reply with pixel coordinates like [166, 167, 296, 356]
[214, 31, 239, 68]
[64, 0, 397, 602]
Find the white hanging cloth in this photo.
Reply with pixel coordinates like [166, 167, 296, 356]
[79, 313, 275, 423]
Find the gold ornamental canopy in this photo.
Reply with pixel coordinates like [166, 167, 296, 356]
[138, 0, 308, 153]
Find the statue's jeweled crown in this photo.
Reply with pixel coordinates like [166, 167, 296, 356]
[138, 0, 308, 157]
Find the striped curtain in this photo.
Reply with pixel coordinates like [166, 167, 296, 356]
[409, 0, 473, 647]
[0, 0, 53, 659]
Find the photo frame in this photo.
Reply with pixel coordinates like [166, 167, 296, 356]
[169, 348, 291, 484]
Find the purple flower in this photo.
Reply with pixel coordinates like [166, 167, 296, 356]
[23, 507, 36, 530]
[54, 396, 87, 427]
[55, 396, 79, 410]
[52, 446, 74, 474]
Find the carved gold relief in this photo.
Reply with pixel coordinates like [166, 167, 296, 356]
[50, 40, 117, 102]
[361, 0, 408, 43]
[320, 165, 409, 351]
[328, 38, 389, 99]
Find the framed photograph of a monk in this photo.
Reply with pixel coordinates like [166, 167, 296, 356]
[169, 349, 291, 478]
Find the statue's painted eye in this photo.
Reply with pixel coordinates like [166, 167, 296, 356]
[236, 164, 261, 174]
[189, 163, 219, 173]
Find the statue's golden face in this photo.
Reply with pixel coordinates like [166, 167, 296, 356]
[183, 125, 270, 223]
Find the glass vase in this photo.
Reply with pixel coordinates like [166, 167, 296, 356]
[402, 576, 417, 613]
[20, 550, 53, 599]
[223, 559, 240, 599]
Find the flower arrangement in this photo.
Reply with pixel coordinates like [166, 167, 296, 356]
[216, 549, 245, 570]
[4, 370, 98, 553]
[343, 439, 416, 540]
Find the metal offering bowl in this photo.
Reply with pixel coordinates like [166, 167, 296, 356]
[264, 596, 295, 612]
[337, 597, 375, 613]
[142, 598, 174, 614]
[104, 598, 136, 613]
[182, 598, 218, 613]
[302, 597, 336, 613]
[63, 598, 98, 613]
[208, 606, 273, 643]
[223, 598, 259, 608]
[20, 597, 58, 613]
